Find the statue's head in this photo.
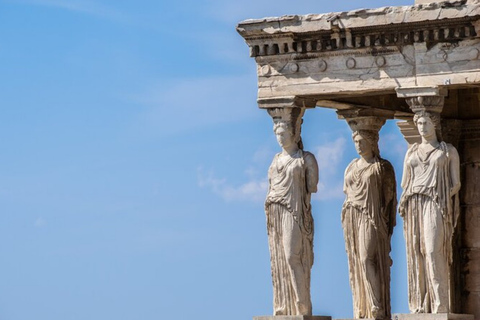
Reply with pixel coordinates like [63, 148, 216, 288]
[413, 111, 441, 141]
[273, 121, 296, 149]
[352, 130, 380, 158]
[344, 116, 384, 159]
[268, 108, 304, 150]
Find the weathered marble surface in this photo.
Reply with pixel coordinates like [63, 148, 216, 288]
[238, 0, 480, 317]
[392, 313, 474, 320]
[237, 1, 480, 107]
[341, 115, 396, 320]
[254, 316, 331, 320]
[265, 108, 319, 316]
[399, 105, 461, 313]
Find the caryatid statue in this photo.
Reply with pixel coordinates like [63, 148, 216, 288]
[399, 96, 461, 314]
[264, 107, 319, 316]
[340, 115, 397, 320]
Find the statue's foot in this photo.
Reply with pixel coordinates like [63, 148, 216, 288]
[296, 302, 310, 315]
[434, 305, 448, 313]
[274, 309, 286, 316]
[371, 306, 385, 320]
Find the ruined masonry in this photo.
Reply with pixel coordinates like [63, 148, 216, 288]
[237, 0, 480, 318]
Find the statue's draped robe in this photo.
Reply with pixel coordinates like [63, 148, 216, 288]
[399, 142, 459, 313]
[342, 158, 396, 319]
[265, 150, 318, 316]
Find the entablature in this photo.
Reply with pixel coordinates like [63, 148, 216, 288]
[237, 0, 480, 114]
[237, 1, 480, 58]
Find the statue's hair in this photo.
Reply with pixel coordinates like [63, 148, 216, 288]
[352, 130, 380, 157]
[273, 121, 304, 150]
[413, 111, 442, 141]
[273, 121, 292, 134]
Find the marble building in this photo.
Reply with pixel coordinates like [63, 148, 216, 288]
[237, 0, 480, 318]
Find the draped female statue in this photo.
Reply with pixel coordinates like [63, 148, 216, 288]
[342, 123, 396, 320]
[399, 111, 461, 313]
[265, 112, 319, 316]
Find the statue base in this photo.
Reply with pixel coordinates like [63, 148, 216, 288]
[253, 316, 331, 320]
[332, 319, 375, 320]
[392, 314, 474, 320]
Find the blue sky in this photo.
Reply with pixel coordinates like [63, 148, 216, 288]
[0, 1, 415, 319]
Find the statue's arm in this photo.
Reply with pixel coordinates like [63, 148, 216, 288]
[304, 152, 319, 194]
[267, 157, 275, 192]
[401, 145, 414, 190]
[399, 145, 414, 216]
[382, 160, 397, 236]
[448, 144, 461, 196]
[343, 160, 356, 194]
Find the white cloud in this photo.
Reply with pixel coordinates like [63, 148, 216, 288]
[380, 132, 408, 162]
[34, 217, 47, 228]
[198, 137, 349, 203]
[314, 137, 347, 172]
[252, 145, 275, 164]
[312, 137, 347, 200]
[198, 167, 268, 203]
[198, 137, 348, 203]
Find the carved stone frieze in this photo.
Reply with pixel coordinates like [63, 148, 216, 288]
[237, 2, 480, 59]
[405, 96, 445, 114]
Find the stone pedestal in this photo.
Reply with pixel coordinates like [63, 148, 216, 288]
[333, 319, 374, 320]
[254, 316, 331, 320]
[392, 314, 474, 320]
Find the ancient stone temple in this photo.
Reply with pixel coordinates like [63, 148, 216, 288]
[237, 0, 480, 319]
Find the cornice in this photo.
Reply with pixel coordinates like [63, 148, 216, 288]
[237, 1, 480, 58]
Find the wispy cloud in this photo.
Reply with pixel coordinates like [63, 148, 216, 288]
[197, 167, 268, 203]
[11, 0, 128, 22]
[130, 75, 259, 137]
[198, 136, 349, 203]
[312, 137, 347, 200]
[197, 144, 274, 203]
[34, 217, 47, 228]
[380, 132, 408, 164]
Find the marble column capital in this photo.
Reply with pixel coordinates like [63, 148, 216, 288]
[257, 96, 317, 109]
[337, 108, 393, 135]
[396, 86, 447, 114]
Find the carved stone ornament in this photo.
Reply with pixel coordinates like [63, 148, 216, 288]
[342, 115, 396, 320]
[265, 107, 319, 315]
[405, 95, 444, 114]
[399, 108, 461, 314]
[346, 116, 386, 133]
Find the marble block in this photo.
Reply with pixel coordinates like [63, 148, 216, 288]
[253, 316, 331, 320]
[392, 314, 474, 320]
